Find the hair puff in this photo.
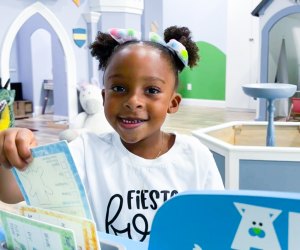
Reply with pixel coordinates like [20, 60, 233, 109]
[89, 32, 119, 70]
[164, 26, 200, 68]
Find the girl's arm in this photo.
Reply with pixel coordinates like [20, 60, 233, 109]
[0, 128, 36, 203]
[0, 166, 23, 203]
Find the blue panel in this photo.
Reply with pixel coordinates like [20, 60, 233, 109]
[240, 160, 300, 192]
[149, 190, 300, 249]
[211, 150, 225, 184]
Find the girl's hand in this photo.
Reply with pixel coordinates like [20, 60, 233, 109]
[0, 128, 37, 170]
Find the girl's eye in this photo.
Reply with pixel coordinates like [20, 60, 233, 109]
[146, 87, 160, 95]
[112, 86, 126, 92]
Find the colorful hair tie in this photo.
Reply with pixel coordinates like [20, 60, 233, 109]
[149, 32, 188, 67]
[108, 28, 189, 67]
[108, 28, 141, 44]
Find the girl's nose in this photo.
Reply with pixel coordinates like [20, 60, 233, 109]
[124, 92, 143, 110]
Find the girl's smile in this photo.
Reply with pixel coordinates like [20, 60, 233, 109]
[118, 117, 148, 129]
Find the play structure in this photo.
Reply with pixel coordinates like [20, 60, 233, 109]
[0, 1, 144, 120]
[242, 83, 296, 146]
[194, 67, 299, 190]
[252, 0, 300, 120]
[149, 190, 300, 249]
[191, 0, 300, 192]
[194, 0, 300, 192]
[193, 121, 300, 191]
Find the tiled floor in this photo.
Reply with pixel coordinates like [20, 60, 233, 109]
[0, 105, 256, 212]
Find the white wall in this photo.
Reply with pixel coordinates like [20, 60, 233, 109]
[31, 29, 52, 114]
[162, 0, 227, 52]
[226, 0, 260, 111]
[162, 0, 260, 111]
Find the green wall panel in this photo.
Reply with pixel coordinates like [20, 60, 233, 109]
[179, 41, 226, 100]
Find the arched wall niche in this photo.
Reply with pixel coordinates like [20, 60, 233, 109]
[0, 2, 78, 119]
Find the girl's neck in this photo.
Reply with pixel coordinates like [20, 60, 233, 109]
[122, 132, 175, 159]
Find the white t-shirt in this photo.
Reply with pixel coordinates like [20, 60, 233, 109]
[69, 131, 224, 242]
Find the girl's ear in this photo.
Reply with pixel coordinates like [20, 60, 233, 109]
[101, 89, 105, 106]
[167, 93, 181, 114]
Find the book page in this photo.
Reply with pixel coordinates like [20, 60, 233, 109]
[0, 210, 76, 250]
[12, 141, 93, 219]
[20, 206, 100, 250]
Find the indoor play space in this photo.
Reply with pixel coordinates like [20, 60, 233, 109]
[1, 0, 300, 249]
[193, 121, 300, 191]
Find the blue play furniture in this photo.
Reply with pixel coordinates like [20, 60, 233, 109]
[149, 190, 300, 249]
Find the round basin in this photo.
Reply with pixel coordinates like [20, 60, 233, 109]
[242, 83, 297, 146]
[242, 83, 296, 99]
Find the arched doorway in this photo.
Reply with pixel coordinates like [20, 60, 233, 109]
[0, 2, 78, 119]
[258, 5, 300, 120]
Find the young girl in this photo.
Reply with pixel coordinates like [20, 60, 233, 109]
[0, 26, 224, 242]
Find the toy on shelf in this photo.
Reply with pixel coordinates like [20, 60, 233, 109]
[0, 78, 15, 130]
[59, 82, 112, 142]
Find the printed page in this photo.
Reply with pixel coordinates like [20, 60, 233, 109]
[0, 209, 77, 250]
[20, 205, 101, 250]
[12, 140, 93, 219]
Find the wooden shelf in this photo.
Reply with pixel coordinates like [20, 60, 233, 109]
[13, 100, 33, 119]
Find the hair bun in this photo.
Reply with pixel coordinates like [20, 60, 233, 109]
[164, 26, 199, 68]
[90, 32, 119, 70]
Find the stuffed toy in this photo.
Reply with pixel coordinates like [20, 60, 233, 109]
[59, 82, 112, 142]
[0, 78, 15, 131]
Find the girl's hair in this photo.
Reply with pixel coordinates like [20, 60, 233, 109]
[90, 26, 200, 87]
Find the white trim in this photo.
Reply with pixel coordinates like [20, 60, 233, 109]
[33, 105, 54, 117]
[96, 6, 143, 14]
[90, 0, 144, 14]
[0, 2, 77, 120]
[83, 12, 101, 23]
[226, 152, 240, 190]
[181, 98, 226, 108]
[33, 106, 43, 117]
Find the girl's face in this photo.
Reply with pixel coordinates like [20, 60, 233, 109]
[102, 43, 181, 146]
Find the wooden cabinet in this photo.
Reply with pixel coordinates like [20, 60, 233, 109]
[13, 100, 33, 119]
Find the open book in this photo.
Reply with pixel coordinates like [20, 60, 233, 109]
[0, 140, 100, 250]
